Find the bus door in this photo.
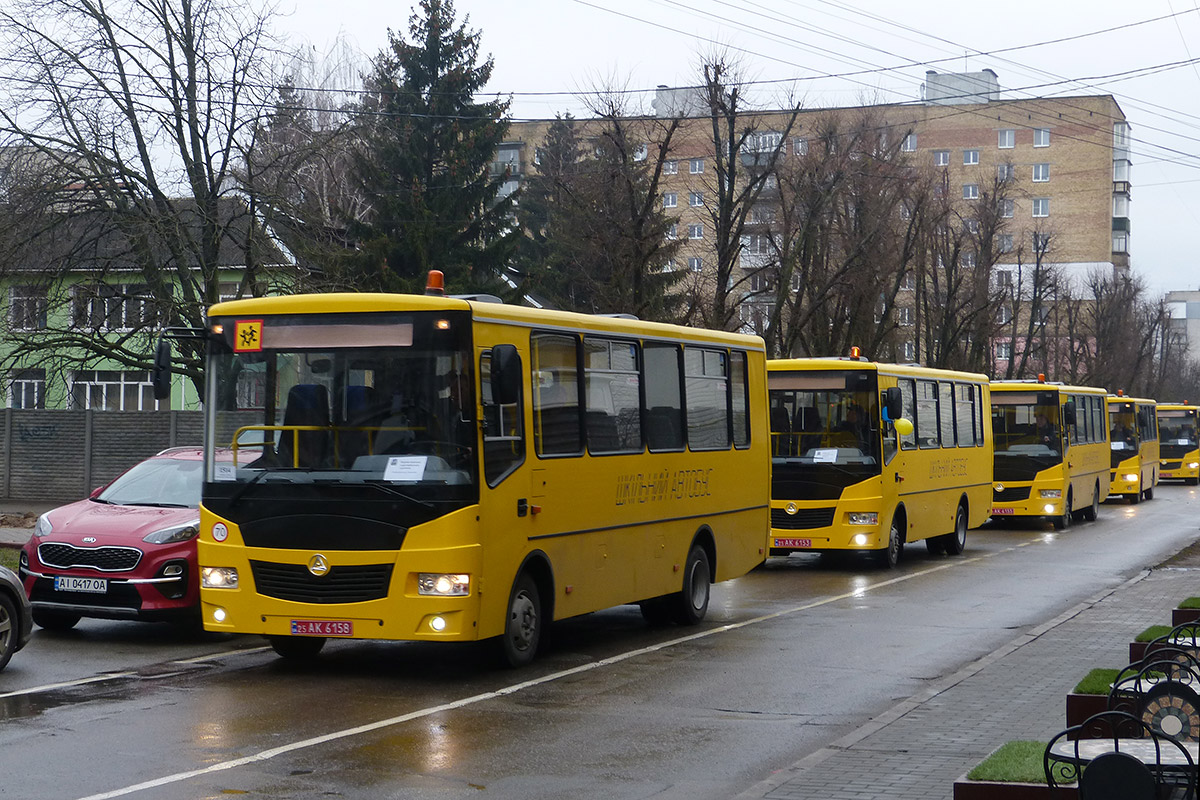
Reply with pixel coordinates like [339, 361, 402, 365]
[890, 377, 923, 539]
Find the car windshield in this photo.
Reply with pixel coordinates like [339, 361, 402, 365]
[98, 458, 201, 508]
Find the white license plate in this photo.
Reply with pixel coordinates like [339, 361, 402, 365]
[54, 576, 108, 593]
[291, 619, 353, 637]
[775, 538, 812, 548]
[991, 507, 1015, 515]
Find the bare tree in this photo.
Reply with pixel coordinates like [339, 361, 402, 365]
[0, 0, 295, 399]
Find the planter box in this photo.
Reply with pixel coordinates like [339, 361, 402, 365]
[1130, 641, 1147, 663]
[1173, 608, 1200, 626]
[953, 778, 1075, 799]
[1065, 693, 1108, 732]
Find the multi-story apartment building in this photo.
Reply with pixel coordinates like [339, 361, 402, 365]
[502, 71, 1131, 365]
[1168, 290, 1200, 365]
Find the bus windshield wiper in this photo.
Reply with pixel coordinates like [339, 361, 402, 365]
[362, 480, 435, 509]
[228, 469, 271, 508]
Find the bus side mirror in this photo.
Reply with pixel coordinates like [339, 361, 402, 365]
[1063, 401, 1076, 426]
[884, 386, 903, 422]
[151, 337, 172, 400]
[490, 344, 521, 406]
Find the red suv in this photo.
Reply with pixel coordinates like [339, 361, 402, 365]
[18, 447, 222, 629]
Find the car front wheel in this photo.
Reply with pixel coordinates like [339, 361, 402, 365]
[0, 593, 19, 671]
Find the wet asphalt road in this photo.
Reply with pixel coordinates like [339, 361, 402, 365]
[2, 483, 1198, 800]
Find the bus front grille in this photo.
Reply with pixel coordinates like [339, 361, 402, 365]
[1163, 460, 1182, 470]
[771, 507, 835, 530]
[249, 561, 394, 604]
[992, 487, 1031, 502]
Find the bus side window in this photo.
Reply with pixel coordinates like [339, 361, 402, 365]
[730, 351, 750, 448]
[955, 384, 976, 447]
[644, 344, 684, 452]
[684, 346, 731, 451]
[481, 350, 525, 486]
[532, 333, 583, 456]
[916, 380, 939, 449]
[898, 378, 917, 450]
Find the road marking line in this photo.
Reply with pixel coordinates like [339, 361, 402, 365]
[77, 543, 1029, 800]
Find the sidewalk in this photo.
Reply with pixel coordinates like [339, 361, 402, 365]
[738, 544, 1200, 800]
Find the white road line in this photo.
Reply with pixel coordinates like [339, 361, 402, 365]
[77, 543, 1029, 800]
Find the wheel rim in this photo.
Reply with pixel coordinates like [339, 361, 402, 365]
[508, 591, 537, 653]
[687, 558, 709, 611]
[0, 604, 10, 648]
[889, 522, 901, 562]
[955, 509, 967, 547]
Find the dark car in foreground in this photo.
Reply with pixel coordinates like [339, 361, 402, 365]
[18, 447, 218, 629]
[0, 564, 33, 668]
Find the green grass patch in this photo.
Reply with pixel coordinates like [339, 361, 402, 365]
[0, 548, 19, 572]
[966, 740, 1047, 783]
[1136, 625, 1173, 643]
[1073, 668, 1120, 695]
[1179, 597, 1200, 610]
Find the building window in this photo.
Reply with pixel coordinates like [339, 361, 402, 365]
[689, 158, 704, 174]
[666, 224, 677, 240]
[8, 369, 45, 409]
[1114, 160, 1130, 182]
[963, 149, 979, 165]
[1113, 233, 1129, 253]
[997, 164, 1014, 181]
[71, 284, 157, 331]
[963, 183, 979, 200]
[994, 269, 1014, 287]
[751, 205, 776, 224]
[898, 306, 915, 326]
[964, 219, 979, 234]
[1000, 198, 1014, 218]
[934, 150, 950, 166]
[998, 306, 1012, 325]
[10, 286, 47, 331]
[962, 251, 977, 267]
[746, 131, 782, 154]
[689, 191, 703, 207]
[663, 259, 677, 272]
[901, 132, 917, 152]
[1032, 198, 1049, 218]
[688, 256, 703, 272]
[663, 160, 678, 175]
[663, 192, 677, 208]
[900, 272, 916, 291]
[793, 137, 808, 156]
[902, 341, 916, 361]
[70, 370, 160, 411]
[998, 233, 1014, 252]
[688, 224, 704, 240]
[1113, 193, 1130, 217]
[1033, 232, 1051, 251]
[1034, 128, 1051, 147]
[742, 234, 773, 255]
[1032, 163, 1050, 182]
[996, 341, 1012, 360]
[998, 129, 1015, 149]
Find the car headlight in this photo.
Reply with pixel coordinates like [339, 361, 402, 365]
[33, 513, 52, 538]
[847, 512, 878, 525]
[417, 573, 470, 596]
[201, 567, 239, 588]
[1039, 490, 1062, 498]
[143, 519, 200, 544]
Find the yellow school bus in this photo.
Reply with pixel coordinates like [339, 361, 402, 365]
[767, 357, 992, 568]
[989, 380, 1110, 529]
[180, 283, 769, 665]
[1107, 394, 1159, 503]
[1157, 404, 1200, 485]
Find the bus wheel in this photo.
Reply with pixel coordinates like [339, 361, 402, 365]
[1081, 484, 1100, 522]
[670, 544, 711, 625]
[1052, 491, 1072, 531]
[268, 635, 325, 660]
[878, 517, 903, 568]
[1130, 490, 1141, 505]
[1144, 485, 1154, 501]
[501, 572, 541, 668]
[942, 503, 968, 555]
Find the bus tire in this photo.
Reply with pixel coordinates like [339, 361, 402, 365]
[1130, 490, 1141, 505]
[1052, 491, 1072, 531]
[942, 503, 968, 555]
[500, 572, 541, 668]
[878, 514, 903, 568]
[1081, 483, 1100, 522]
[268, 635, 325, 660]
[1190, 477, 1200, 486]
[1144, 485, 1154, 501]
[670, 544, 711, 626]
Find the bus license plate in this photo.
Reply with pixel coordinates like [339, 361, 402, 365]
[1162, 472, 1174, 479]
[775, 538, 812, 548]
[291, 619, 353, 637]
[992, 507, 1015, 515]
[54, 576, 107, 593]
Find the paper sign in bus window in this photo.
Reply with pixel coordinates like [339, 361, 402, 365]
[384, 456, 428, 482]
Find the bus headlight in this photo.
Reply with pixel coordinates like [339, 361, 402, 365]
[852, 533, 870, 546]
[847, 512, 878, 525]
[1044, 504, 1056, 514]
[1189, 462, 1200, 470]
[1124, 473, 1139, 483]
[418, 573, 470, 596]
[202, 567, 239, 588]
[1039, 490, 1062, 498]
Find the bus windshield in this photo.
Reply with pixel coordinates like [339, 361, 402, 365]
[204, 311, 477, 502]
[1159, 410, 1198, 459]
[991, 392, 1062, 480]
[768, 370, 881, 496]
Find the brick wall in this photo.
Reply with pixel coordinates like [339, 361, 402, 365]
[1, 409, 204, 502]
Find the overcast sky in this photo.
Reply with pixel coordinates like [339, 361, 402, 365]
[276, 0, 1200, 297]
